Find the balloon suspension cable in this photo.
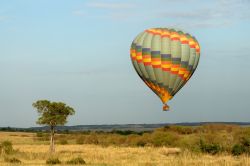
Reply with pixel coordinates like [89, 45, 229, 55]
[163, 104, 170, 111]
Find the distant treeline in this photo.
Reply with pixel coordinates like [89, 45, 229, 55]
[0, 127, 35, 132]
[1, 122, 250, 132]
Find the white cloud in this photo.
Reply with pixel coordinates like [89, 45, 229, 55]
[160, 9, 218, 20]
[72, 0, 249, 26]
[157, 0, 250, 29]
[172, 20, 232, 30]
[73, 2, 137, 20]
[86, 2, 135, 10]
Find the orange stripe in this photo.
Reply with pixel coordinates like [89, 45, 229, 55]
[144, 62, 151, 66]
[171, 64, 180, 68]
[131, 56, 136, 60]
[130, 49, 136, 54]
[136, 52, 142, 56]
[163, 68, 171, 71]
[171, 71, 178, 74]
[171, 37, 180, 41]
[181, 41, 189, 44]
[195, 45, 200, 53]
[146, 30, 161, 35]
[163, 64, 191, 80]
[190, 45, 196, 48]
[161, 34, 170, 38]
[143, 55, 151, 58]
[152, 58, 161, 61]
[153, 65, 161, 68]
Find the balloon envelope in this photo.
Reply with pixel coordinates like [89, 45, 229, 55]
[130, 28, 200, 111]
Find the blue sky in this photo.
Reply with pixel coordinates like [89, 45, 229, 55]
[0, 0, 250, 127]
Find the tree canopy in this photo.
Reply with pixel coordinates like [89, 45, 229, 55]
[33, 100, 75, 126]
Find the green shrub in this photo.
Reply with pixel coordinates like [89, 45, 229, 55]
[66, 157, 86, 165]
[176, 136, 201, 153]
[1, 140, 14, 154]
[232, 144, 245, 156]
[241, 137, 250, 147]
[152, 131, 179, 147]
[4, 157, 21, 163]
[241, 137, 250, 154]
[200, 139, 221, 155]
[46, 157, 61, 165]
[136, 139, 147, 147]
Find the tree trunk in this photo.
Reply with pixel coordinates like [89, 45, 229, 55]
[50, 125, 55, 153]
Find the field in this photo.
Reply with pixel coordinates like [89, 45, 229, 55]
[0, 124, 250, 165]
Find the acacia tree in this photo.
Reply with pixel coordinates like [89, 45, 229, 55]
[33, 100, 75, 153]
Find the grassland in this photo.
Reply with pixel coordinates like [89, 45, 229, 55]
[0, 124, 250, 165]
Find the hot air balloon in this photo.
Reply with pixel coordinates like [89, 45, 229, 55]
[130, 28, 200, 111]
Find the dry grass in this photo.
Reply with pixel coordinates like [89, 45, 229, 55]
[1, 144, 250, 166]
[0, 132, 250, 166]
[0, 132, 36, 145]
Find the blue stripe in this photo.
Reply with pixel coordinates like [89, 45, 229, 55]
[161, 54, 171, 58]
[142, 48, 151, 52]
[151, 51, 161, 55]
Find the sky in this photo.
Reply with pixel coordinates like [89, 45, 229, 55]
[0, 0, 250, 127]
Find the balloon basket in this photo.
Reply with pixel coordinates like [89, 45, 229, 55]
[163, 104, 170, 111]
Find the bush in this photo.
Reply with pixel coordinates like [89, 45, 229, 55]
[232, 144, 245, 156]
[241, 137, 250, 147]
[230, 136, 250, 155]
[4, 157, 21, 163]
[200, 139, 221, 155]
[46, 157, 61, 165]
[176, 136, 201, 153]
[151, 131, 179, 147]
[1, 140, 14, 154]
[136, 139, 147, 147]
[66, 157, 86, 165]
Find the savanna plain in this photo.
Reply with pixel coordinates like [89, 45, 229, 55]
[0, 124, 250, 166]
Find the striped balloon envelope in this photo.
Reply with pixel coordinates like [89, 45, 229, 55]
[130, 28, 200, 111]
